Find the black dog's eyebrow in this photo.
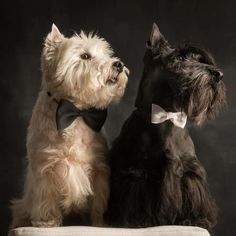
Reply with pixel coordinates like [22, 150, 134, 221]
[177, 45, 215, 65]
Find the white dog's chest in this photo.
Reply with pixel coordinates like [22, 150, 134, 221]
[62, 118, 100, 145]
[56, 119, 107, 210]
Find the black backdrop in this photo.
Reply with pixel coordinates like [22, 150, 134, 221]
[1, 0, 236, 235]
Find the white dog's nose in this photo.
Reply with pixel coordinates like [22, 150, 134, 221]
[112, 61, 124, 73]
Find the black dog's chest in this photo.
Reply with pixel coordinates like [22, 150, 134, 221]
[132, 121, 193, 165]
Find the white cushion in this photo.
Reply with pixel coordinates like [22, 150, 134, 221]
[9, 226, 210, 236]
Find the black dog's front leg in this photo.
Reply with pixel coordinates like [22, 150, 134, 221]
[157, 150, 184, 225]
[177, 154, 218, 229]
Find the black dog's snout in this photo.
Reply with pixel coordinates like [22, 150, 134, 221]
[211, 70, 223, 82]
[113, 61, 124, 73]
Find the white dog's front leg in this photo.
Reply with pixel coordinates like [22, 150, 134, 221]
[30, 176, 62, 227]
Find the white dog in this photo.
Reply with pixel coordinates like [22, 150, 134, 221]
[11, 24, 129, 228]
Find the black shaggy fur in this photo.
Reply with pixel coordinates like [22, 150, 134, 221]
[106, 23, 226, 230]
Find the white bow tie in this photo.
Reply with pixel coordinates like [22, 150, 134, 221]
[151, 104, 187, 129]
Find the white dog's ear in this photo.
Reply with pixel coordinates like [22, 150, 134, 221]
[47, 24, 64, 43]
[48, 24, 64, 42]
[43, 24, 64, 63]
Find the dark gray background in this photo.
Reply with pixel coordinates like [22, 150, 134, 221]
[0, 0, 235, 235]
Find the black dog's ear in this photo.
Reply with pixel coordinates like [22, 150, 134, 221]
[150, 23, 163, 48]
[148, 23, 173, 56]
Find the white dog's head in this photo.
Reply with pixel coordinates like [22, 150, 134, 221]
[41, 24, 129, 109]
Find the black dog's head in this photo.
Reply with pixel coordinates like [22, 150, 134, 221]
[135, 23, 226, 125]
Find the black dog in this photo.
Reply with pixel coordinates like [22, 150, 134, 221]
[106, 23, 226, 230]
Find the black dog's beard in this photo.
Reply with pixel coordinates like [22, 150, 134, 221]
[174, 74, 226, 125]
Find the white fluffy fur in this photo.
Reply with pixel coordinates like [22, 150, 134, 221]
[11, 24, 129, 228]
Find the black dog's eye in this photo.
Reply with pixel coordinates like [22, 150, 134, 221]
[198, 57, 207, 64]
[178, 55, 185, 60]
[80, 53, 91, 60]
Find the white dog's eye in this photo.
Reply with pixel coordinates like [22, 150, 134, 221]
[80, 53, 91, 60]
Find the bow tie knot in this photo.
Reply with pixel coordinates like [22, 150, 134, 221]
[151, 104, 187, 129]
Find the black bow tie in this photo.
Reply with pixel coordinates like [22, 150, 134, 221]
[56, 99, 107, 132]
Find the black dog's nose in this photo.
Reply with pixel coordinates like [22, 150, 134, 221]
[113, 61, 124, 73]
[211, 70, 223, 82]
